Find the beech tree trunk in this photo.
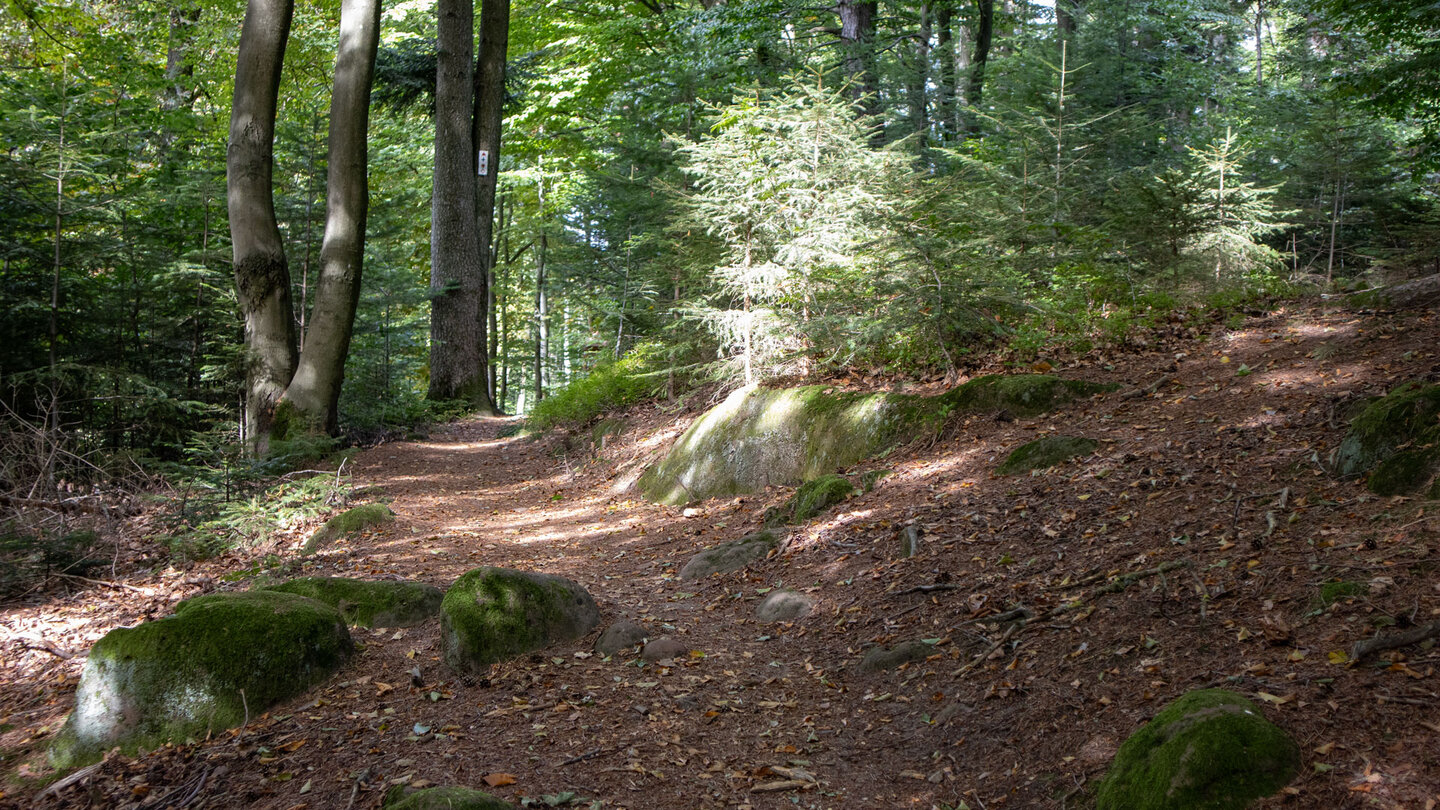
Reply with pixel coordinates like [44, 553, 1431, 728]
[470, 0, 509, 413]
[283, 0, 382, 434]
[228, 0, 296, 453]
[428, 0, 488, 404]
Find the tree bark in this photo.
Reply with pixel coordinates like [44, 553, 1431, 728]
[907, 2, 931, 144]
[835, 1, 881, 137]
[283, 0, 382, 434]
[965, 0, 994, 133]
[228, 0, 296, 454]
[470, 0, 509, 415]
[428, 0, 488, 403]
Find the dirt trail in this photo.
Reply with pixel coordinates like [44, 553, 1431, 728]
[7, 303, 1440, 809]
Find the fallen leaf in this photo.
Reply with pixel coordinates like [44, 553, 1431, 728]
[483, 773, 517, 788]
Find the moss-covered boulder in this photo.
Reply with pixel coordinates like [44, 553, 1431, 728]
[384, 786, 516, 810]
[997, 435, 1098, 475]
[764, 474, 857, 526]
[1333, 382, 1440, 496]
[639, 375, 1112, 505]
[49, 590, 352, 770]
[859, 640, 934, 672]
[304, 503, 395, 553]
[440, 567, 600, 673]
[263, 577, 443, 628]
[678, 530, 780, 580]
[1096, 689, 1299, 810]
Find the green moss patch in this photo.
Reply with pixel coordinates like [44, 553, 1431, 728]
[764, 474, 856, 526]
[304, 503, 395, 554]
[640, 375, 1109, 505]
[678, 530, 781, 580]
[440, 567, 600, 674]
[1333, 382, 1440, 495]
[49, 590, 352, 771]
[940, 374, 1116, 418]
[1318, 580, 1365, 606]
[1096, 689, 1299, 810]
[263, 577, 442, 628]
[383, 786, 516, 809]
[997, 436, 1098, 475]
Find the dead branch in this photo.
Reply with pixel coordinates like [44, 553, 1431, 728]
[1120, 375, 1173, 400]
[0, 493, 142, 516]
[1350, 620, 1440, 664]
[35, 762, 102, 800]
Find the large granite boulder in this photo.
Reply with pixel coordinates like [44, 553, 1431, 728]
[49, 590, 352, 769]
[639, 375, 1112, 505]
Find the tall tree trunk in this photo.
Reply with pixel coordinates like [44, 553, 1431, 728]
[907, 2, 931, 145]
[428, 0, 488, 403]
[283, 0, 382, 434]
[227, 0, 296, 454]
[470, 0, 509, 415]
[1055, 0, 1077, 42]
[933, 1, 956, 143]
[964, 0, 994, 133]
[835, 1, 881, 138]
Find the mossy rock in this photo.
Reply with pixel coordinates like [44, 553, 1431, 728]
[49, 590, 352, 770]
[591, 418, 627, 453]
[304, 503, 395, 554]
[1096, 689, 1299, 810]
[764, 474, 856, 527]
[1318, 580, 1365, 606]
[941, 374, 1116, 418]
[1332, 382, 1440, 494]
[996, 436, 1098, 475]
[859, 640, 933, 673]
[677, 530, 780, 580]
[383, 786, 516, 810]
[640, 376, 1110, 505]
[263, 577, 443, 628]
[440, 567, 601, 674]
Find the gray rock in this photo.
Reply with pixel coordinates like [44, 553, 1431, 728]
[440, 567, 600, 674]
[641, 637, 689, 662]
[859, 640, 933, 673]
[595, 620, 647, 657]
[755, 589, 815, 623]
[639, 376, 1114, 505]
[49, 591, 353, 770]
[678, 530, 780, 580]
[897, 525, 923, 558]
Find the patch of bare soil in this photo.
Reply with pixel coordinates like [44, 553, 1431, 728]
[5, 302, 1440, 809]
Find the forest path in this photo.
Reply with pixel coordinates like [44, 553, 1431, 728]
[9, 303, 1440, 810]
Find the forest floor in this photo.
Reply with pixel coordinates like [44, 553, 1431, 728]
[4, 300, 1440, 810]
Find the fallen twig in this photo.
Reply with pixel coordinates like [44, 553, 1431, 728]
[893, 583, 960, 596]
[561, 748, 606, 766]
[1120, 375, 1174, 400]
[18, 637, 72, 659]
[1350, 620, 1440, 664]
[35, 762, 102, 800]
[954, 624, 1017, 678]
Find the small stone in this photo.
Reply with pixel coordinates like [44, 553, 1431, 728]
[594, 620, 647, 657]
[754, 590, 815, 623]
[678, 531, 780, 580]
[897, 525, 923, 558]
[858, 640, 932, 673]
[641, 637, 689, 662]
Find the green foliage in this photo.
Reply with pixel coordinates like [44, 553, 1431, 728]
[527, 341, 685, 431]
[1318, 580, 1365, 606]
[166, 473, 351, 561]
[0, 529, 105, 596]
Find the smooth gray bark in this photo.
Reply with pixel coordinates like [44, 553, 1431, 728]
[284, 0, 382, 434]
[227, 0, 296, 453]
